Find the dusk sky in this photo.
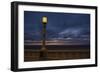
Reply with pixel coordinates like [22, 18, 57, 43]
[24, 11, 90, 44]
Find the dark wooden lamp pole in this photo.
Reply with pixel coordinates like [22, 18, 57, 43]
[40, 16, 48, 60]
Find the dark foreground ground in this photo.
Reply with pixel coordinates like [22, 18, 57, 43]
[24, 45, 90, 62]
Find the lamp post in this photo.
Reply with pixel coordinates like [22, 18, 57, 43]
[40, 16, 48, 60]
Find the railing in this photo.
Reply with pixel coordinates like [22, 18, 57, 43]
[24, 49, 90, 62]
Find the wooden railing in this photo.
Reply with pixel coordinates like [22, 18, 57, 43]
[24, 49, 90, 61]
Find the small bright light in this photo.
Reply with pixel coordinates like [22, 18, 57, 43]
[42, 16, 47, 24]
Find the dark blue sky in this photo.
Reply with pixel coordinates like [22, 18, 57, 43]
[24, 11, 90, 41]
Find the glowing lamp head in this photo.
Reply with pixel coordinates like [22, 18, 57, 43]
[42, 16, 47, 24]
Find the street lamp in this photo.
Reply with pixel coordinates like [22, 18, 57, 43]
[42, 16, 48, 24]
[40, 16, 48, 60]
